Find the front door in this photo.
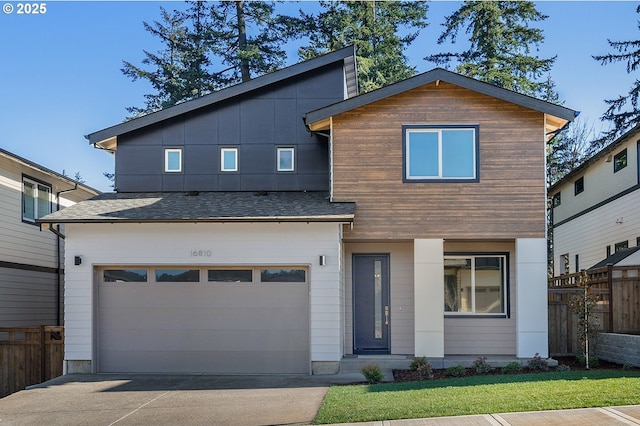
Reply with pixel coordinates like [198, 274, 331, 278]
[353, 254, 390, 354]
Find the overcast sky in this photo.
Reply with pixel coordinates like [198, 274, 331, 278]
[1, 1, 638, 192]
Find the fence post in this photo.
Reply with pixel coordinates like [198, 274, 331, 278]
[607, 263, 614, 333]
[40, 325, 46, 382]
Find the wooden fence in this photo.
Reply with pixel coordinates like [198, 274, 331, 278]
[0, 326, 64, 398]
[548, 265, 640, 356]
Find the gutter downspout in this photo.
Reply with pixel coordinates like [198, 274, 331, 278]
[54, 184, 78, 326]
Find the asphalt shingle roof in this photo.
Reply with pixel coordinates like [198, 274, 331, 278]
[37, 191, 355, 224]
[590, 245, 640, 269]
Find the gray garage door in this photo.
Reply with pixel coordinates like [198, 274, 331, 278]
[97, 267, 309, 374]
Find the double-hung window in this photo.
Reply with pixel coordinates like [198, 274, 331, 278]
[444, 254, 507, 315]
[404, 125, 478, 182]
[22, 177, 51, 223]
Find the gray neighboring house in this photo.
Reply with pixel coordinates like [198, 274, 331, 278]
[0, 148, 99, 327]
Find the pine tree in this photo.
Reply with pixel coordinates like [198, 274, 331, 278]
[426, 1, 555, 97]
[592, 5, 640, 150]
[299, 1, 429, 93]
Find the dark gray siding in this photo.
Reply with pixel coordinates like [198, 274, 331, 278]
[0, 267, 61, 327]
[115, 63, 344, 192]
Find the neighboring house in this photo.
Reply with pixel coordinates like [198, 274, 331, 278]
[38, 46, 577, 375]
[549, 124, 640, 275]
[0, 148, 99, 327]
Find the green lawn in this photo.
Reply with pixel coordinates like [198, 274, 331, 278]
[314, 370, 640, 424]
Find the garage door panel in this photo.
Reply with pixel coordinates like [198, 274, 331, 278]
[97, 269, 310, 374]
[99, 349, 310, 374]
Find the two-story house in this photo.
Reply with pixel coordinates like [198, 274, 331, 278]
[0, 148, 99, 327]
[39, 46, 577, 375]
[550, 124, 640, 275]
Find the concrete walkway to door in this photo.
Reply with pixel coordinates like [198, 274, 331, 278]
[0, 373, 362, 425]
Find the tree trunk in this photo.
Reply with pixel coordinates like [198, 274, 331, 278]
[236, 1, 250, 82]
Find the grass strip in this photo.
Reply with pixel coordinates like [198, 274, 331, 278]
[314, 370, 640, 424]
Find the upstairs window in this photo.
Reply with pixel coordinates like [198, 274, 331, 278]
[221, 148, 238, 172]
[23, 177, 51, 223]
[552, 192, 561, 207]
[574, 177, 584, 195]
[165, 149, 182, 173]
[277, 147, 295, 172]
[614, 149, 627, 173]
[615, 241, 629, 253]
[403, 125, 478, 182]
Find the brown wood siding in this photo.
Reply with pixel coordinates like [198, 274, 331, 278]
[332, 82, 546, 240]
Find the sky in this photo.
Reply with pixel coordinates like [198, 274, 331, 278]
[1, 1, 638, 192]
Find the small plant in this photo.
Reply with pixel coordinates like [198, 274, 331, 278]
[472, 356, 492, 374]
[623, 364, 633, 371]
[410, 357, 433, 379]
[361, 363, 384, 384]
[502, 361, 523, 374]
[576, 354, 599, 368]
[556, 364, 571, 372]
[445, 365, 467, 377]
[527, 353, 549, 371]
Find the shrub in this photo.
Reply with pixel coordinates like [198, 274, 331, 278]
[472, 356, 492, 374]
[623, 364, 633, 371]
[527, 353, 549, 371]
[576, 354, 599, 368]
[410, 357, 433, 379]
[361, 364, 384, 384]
[556, 364, 571, 372]
[445, 365, 467, 377]
[502, 361, 523, 374]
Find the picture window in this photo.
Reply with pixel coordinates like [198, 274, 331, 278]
[277, 148, 295, 172]
[614, 149, 627, 173]
[221, 148, 238, 172]
[165, 149, 182, 173]
[22, 176, 51, 223]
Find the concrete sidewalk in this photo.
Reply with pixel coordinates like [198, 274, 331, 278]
[1, 374, 640, 425]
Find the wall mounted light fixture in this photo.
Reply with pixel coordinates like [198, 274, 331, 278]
[319, 255, 326, 266]
[74, 256, 82, 266]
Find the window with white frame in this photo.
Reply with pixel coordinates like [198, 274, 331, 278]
[404, 125, 478, 181]
[444, 255, 507, 315]
[221, 148, 238, 172]
[22, 177, 51, 223]
[277, 147, 295, 172]
[165, 148, 182, 172]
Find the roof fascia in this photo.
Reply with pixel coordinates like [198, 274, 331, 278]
[548, 123, 640, 193]
[0, 147, 100, 195]
[37, 214, 355, 225]
[88, 45, 357, 146]
[305, 68, 578, 125]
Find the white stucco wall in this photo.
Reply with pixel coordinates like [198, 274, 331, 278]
[63, 222, 344, 370]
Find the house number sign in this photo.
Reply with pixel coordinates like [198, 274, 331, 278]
[190, 250, 212, 257]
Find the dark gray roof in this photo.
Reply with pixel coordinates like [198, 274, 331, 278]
[305, 67, 578, 125]
[0, 147, 100, 195]
[590, 245, 640, 269]
[36, 191, 355, 224]
[87, 46, 358, 146]
[549, 123, 640, 193]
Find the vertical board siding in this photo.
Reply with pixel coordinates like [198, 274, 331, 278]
[344, 242, 414, 355]
[63, 222, 343, 365]
[331, 82, 546, 240]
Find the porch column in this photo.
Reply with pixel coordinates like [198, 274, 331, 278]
[515, 238, 549, 358]
[414, 239, 444, 358]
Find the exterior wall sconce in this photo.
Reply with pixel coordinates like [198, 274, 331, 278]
[74, 256, 82, 266]
[615, 217, 624, 224]
[319, 255, 326, 266]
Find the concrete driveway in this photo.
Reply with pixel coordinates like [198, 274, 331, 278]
[0, 373, 360, 426]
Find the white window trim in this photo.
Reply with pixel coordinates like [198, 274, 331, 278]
[165, 148, 182, 173]
[22, 176, 51, 223]
[277, 147, 295, 172]
[220, 148, 238, 172]
[444, 254, 507, 316]
[405, 126, 477, 181]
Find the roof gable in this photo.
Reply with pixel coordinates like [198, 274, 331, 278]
[305, 67, 578, 138]
[590, 245, 640, 269]
[88, 46, 358, 150]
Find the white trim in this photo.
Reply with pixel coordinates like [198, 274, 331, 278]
[22, 176, 51, 223]
[220, 148, 238, 172]
[164, 148, 182, 173]
[277, 147, 295, 172]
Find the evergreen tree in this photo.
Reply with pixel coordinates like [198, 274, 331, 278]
[299, 1, 429, 93]
[122, 7, 191, 116]
[547, 118, 593, 186]
[426, 1, 555, 97]
[592, 5, 640, 150]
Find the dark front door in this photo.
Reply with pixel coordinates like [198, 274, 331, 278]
[353, 254, 390, 354]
